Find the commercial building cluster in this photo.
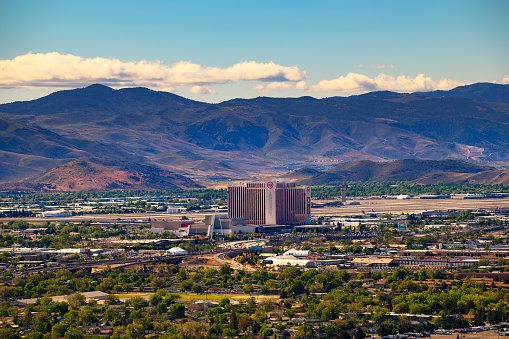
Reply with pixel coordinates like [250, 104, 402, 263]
[151, 178, 311, 237]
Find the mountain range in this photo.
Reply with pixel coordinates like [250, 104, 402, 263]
[0, 82, 508, 190]
[290, 159, 509, 185]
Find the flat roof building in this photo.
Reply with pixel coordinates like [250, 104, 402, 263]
[151, 219, 211, 237]
[151, 214, 256, 237]
[36, 210, 72, 218]
[228, 178, 311, 226]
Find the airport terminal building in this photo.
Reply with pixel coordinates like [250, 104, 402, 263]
[227, 178, 311, 226]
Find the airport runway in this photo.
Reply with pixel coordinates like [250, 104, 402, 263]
[313, 198, 509, 217]
[3, 198, 509, 223]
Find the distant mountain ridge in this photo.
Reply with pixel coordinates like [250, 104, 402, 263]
[0, 82, 508, 190]
[296, 159, 509, 185]
[351, 83, 509, 103]
[0, 84, 204, 116]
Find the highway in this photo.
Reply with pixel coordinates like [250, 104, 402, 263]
[218, 239, 267, 249]
[16, 242, 258, 276]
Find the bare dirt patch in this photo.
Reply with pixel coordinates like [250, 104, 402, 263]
[181, 254, 223, 268]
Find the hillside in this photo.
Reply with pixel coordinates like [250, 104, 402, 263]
[0, 117, 148, 182]
[297, 159, 509, 185]
[0, 83, 508, 183]
[26, 158, 202, 191]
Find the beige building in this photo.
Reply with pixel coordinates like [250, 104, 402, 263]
[351, 257, 395, 268]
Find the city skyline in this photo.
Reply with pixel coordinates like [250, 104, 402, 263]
[0, 0, 508, 104]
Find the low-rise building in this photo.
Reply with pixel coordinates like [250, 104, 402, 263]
[351, 257, 395, 268]
[36, 210, 72, 218]
[262, 255, 315, 268]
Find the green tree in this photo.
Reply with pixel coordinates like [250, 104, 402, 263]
[34, 311, 52, 334]
[261, 327, 274, 337]
[223, 327, 237, 338]
[354, 327, 366, 339]
[67, 292, 86, 310]
[176, 269, 187, 282]
[294, 323, 315, 339]
[243, 284, 254, 294]
[230, 310, 238, 331]
[0, 328, 17, 339]
[379, 320, 398, 336]
[169, 303, 186, 318]
[192, 284, 203, 293]
[126, 323, 145, 339]
[64, 327, 84, 339]
[79, 307, 98, 325]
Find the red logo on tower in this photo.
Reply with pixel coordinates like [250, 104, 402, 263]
[306, 187, 311, 195]
[267, 181, 274, 189]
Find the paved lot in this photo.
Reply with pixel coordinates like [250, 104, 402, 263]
[371, 330, 502, 339]
[430, 330, 500, 339]
[313, 198, 509, 217]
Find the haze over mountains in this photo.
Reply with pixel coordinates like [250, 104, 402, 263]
[0, 83, 508, 190]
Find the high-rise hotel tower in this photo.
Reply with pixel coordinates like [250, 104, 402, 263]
[227, 178, 311, 226]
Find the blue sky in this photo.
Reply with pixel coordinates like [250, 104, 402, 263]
[0, 0, 508, 103]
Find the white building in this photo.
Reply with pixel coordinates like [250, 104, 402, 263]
[283, 249, 310, 257]
[262, 255, 315, 268]
[167, 206, 187, 214]
[397, 194, 411, 200]
[36, 210, 72, 218]
[165, 247, 188, 255]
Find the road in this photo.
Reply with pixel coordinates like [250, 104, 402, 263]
[215, 252, 256, 272]
[17, 250, 231, 275]
[218, 239, 267, 249]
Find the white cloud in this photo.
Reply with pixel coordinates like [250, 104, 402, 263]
[502, 74, 509, 84]
[265, 82, 295, 90]
[253, 82, 297, 92]
[296, 81, 309, 90]
[253, 84, 267, 92]
[189, 85, 215, 94]
[371, 63, 395, 69]
[0, 52, 307, 92]
[309, 72, 465, 93]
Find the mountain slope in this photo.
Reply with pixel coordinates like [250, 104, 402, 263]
[0, 150, 65, 182]
[0, 117, 154, 182]
[0, 117, 143, 161]
[28, 157, 202, 191]
[299, 159, 500, 185]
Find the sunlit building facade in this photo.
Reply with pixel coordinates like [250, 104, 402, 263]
[227, 178, 311, 226]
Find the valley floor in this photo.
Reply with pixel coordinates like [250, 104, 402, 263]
[3, 197, 509, 224]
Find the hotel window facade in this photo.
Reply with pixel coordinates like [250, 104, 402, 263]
[228, 178, 311, 226]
